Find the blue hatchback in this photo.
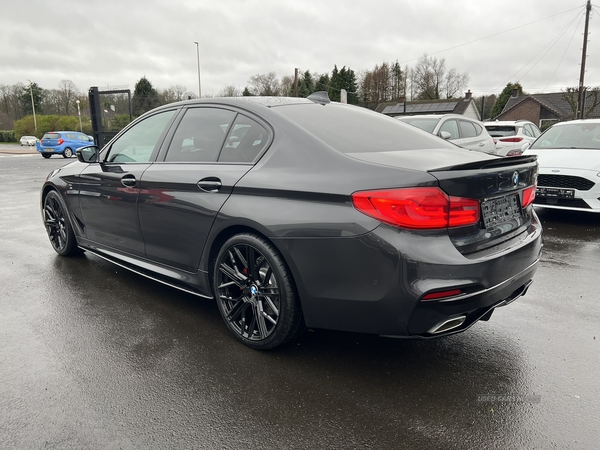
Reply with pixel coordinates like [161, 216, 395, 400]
[37, 131, 95, 158]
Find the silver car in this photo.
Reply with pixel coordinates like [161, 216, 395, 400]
[19, 135, 37, 146]
[396, 114, 496, 154]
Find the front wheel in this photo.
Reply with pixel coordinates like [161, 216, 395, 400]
[213, 233, 304, 349]
[43, 190, 80, 256]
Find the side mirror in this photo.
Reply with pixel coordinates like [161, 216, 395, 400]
[77, 145, 99, 163]
[439, 131, 452, 140]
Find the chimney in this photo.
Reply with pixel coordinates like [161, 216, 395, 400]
[465, 90, 472, 100]
[512, 86, 519, 98]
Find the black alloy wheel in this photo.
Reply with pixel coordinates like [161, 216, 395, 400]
[63, 148, 73, 158]
[214, 233, 304, 349]
[43, 190, 80, 256]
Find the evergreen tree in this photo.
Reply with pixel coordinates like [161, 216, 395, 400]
[132, 76, 161, 116]
[21, 82, 44, 115]
[242, 87, 254, 96]
[490, 83, 523, 118]
[329, 65, 358, 104]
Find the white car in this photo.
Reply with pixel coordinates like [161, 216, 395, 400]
[484, 120, 541, 156]
[396, 114, 496, 154]
[20, 135, 37, 146]
[523, 119, 600, 212]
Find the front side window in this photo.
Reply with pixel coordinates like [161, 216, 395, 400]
[165, 108, 235, 162]
[106, 110, 176, 163]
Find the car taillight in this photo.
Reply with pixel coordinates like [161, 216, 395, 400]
[422, 289, 463, 301]
[499, 137, 524, 142]
[57, 139, 64, 145]
[351, 187, 480, 229]
[522, 185, 536, 207]
[506, 149, 523, 156]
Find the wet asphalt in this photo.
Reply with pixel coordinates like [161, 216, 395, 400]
[0, 152, 598, 449]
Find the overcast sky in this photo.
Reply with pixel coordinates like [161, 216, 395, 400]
[1, 0, 598, 98]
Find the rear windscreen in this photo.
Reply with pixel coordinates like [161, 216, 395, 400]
[42, 133, 61, 139]
[485, 126, 516, 137]
[273, 103, 454, 153]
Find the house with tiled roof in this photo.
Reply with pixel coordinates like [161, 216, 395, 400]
[496, 87, 600, 128]
[376, 90, 481, 120]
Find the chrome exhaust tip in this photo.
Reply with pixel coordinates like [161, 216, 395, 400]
[428, 315, 466, 334]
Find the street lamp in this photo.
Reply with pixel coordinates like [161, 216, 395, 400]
[194, 41, 202, 98]
[28, 80, 37, 134]
[76, 100, 82, 132]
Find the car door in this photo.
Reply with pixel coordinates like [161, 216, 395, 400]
[457, 120, 493, 152]
[138, 107, 269, 272]
[77, 109, 177, 256]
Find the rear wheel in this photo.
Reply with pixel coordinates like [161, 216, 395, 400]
[213, 233, 304, 349]
[42, 153, 51, 159]
[63, 148, 73, 158]
[43, 190, 80, 256]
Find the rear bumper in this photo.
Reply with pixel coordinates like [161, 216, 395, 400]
[274, 212, 543, 337]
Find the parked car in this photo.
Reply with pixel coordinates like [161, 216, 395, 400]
[37, 131, 95, 158]
[20, 135, 37, 146]
[484, 120, 542, 156]
[41, 94, 542, 349]
[523, 119, 600, 212]
[396, 114, 497, 154]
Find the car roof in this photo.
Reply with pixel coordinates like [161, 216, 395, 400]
[483, 120, 531, 126]
[551, 118, 600, 127]
[398, 114, 465, 119]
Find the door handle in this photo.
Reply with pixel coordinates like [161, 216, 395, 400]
[121, 175, 136, 187]
[197, 177, 222, 192]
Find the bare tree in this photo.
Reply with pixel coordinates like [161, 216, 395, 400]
[159, 85, 195, 103]
[247, 72, 281, 96]
[57, 80, 80, 115]
[217, 85, 242, 97]
[412, 54, 469, 100]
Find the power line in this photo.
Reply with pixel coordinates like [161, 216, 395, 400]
[492, 8, 584, 91]
[542, 10, 585, 92]
[396, 5, 585, 65]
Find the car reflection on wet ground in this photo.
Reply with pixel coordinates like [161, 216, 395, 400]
[1, 156, 598, 449]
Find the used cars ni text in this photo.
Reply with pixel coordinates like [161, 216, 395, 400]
[41, 94, 542, 349]
[523, 119, 600, 212]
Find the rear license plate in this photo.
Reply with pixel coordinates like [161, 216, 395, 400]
[536, 187, 575, 198]
[43, 148, 53, 152]
[481, 194, 521, 228]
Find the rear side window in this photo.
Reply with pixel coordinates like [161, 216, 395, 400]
[165, 108, 235, 163]
[64, 133, 77, 140]
[459, 120, 477, 138]
[219, 115, 269, 163]
[273, 103, 455, 153]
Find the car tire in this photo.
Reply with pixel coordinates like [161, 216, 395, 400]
[63, 148, 73, 158]
[213, 233, 304, 350]
[43, 190, 81, 256]
[42, 154, 51, 159]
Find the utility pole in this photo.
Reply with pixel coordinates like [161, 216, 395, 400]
[294, 68, 299, 97]
[577, 0, 592, 119]
[194, 42, 202, 98]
